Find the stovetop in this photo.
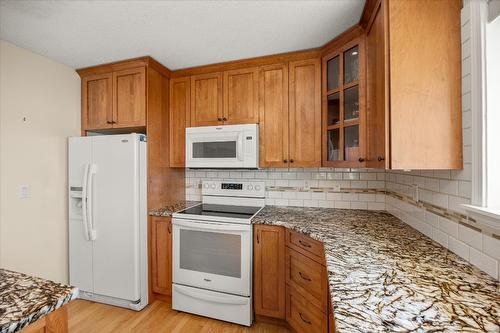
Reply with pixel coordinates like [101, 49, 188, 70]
[176, 203, 262, 220]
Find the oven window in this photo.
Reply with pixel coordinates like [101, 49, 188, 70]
[193, 141, 237, 158]
[179, 229, 241, 278]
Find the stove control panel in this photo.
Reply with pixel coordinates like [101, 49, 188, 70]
[202, 180, 265, 198]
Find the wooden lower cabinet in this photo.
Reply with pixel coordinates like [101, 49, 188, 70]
[151, 216, 172, 296]
[253, 225, 334, 332]
[286, 283, 328, 333]
[253, 225, 286, 319]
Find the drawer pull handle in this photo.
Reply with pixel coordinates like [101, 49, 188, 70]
[298, 240, 311, 248]
[299, 312, 312, 325]
[299, 272, 311, 281]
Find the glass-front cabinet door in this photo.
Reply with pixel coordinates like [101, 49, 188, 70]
[322, 38, 365, 167]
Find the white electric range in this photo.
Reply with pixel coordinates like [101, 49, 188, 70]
[171, 180, 265, 326]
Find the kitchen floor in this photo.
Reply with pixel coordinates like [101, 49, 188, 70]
[68, 300, 290, 333]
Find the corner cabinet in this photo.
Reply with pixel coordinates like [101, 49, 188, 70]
[322, 38, 366, 167]
[81, 67, 146, 131]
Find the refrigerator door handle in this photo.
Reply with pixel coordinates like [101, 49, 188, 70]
[87, 163, 98, 241]
[81, 163, 90, 241]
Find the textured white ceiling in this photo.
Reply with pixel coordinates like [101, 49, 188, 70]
[0, 0, 365, 70]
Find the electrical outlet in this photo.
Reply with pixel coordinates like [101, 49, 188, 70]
[20, 185, 29, 199]
[304, 180, 310, 190]
[332, 184, 341, 192]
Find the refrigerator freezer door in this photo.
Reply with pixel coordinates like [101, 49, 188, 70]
[91, 134, 141, 301]
[68, 137, 93, 293]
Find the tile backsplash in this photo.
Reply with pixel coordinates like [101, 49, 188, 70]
[186, 168, 386, 210]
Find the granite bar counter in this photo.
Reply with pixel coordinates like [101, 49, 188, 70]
[149, 201, 200, 217]
[253, 206, 500, 332]
[0, 269, 79, 333]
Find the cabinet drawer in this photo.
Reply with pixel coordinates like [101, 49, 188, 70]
[286, 284, 327, 333]
[286, 247, 327, 311]
[287, 230, 324, 263]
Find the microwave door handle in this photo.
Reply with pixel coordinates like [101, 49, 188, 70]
[173, 219, 250, 232]
[237, 134, 243, 161]
[81, 163, 90, 241]
[174, 285, 248, 305]
[86, 164, 97, 241]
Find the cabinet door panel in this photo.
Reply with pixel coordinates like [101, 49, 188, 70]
[289, 59, 321, 167]
[253, 225, 286, 319]
[151, 217, 172, 296]
[82, 73, 113, 130]
[223, 67, 259, 124]
[259, 64, 289, 168]
[191, 73, 223, 126]
[366, 2, 388, 168]
[169, 77, 191, 167]
[113, 67, 146, 128]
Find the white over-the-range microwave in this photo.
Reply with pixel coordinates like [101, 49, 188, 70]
[185, 124, 258, 169]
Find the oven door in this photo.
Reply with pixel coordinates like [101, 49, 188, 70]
[172, 218, 252, 296]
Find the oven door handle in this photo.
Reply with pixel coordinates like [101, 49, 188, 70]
[173, 219, 251, 232]
[174, 285, 248, 305]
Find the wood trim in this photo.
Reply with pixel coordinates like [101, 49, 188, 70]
[320, 24, 364, 56]
[360, 0, 381, 30]
[77, 56, 171, 78]
[171, 48, 321, 78]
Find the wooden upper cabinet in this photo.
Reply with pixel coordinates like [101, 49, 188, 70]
[151, 216, 172, 296]
[112, 67, 146, 128]
[254, 225, 286, 319]
[259, 63, 289, 168]
[362, 0, 462, 169]
[322, 36, 366, 168]
[169, 77, 191, 167]
[82, 73, 113, 130]
[223, 67, 259, 124]
[365, 2, 387, 169]
[190, 72, 223, 126]
[387, 0, 462, 169]
[289, 59, 322, 167]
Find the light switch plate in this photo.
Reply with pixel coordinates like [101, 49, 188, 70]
[20, 185, 29, 199]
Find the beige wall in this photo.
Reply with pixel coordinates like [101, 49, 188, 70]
[0, 40, 80, 283]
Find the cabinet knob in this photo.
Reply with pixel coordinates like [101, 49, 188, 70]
[378, 156, 385, 162]
[283, 159, 288, 163]
[358, 157, 365, 162]
[217, 117, 222, 121]
[107, 121, 112, 124]
[290, 159, 294, 163]
[223, 117, 228, 121]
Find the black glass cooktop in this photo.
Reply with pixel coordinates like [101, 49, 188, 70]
[177, 204, 261, 219]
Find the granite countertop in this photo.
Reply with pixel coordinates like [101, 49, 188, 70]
[253, 206, 500, 332]
[0, 269, 79, 333]
[149, 201, 200, 217]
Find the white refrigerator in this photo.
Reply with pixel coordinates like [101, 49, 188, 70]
[68, 133, 148, 311]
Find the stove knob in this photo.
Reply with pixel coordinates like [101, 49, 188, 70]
[247, 185, 253, 191]
[203, 183, 209, 189]
[255, 185, 261, 191]
[210, 183, 216, 189]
